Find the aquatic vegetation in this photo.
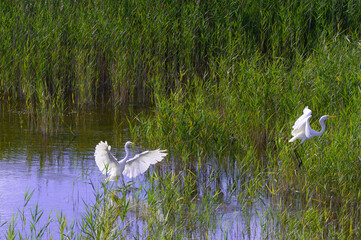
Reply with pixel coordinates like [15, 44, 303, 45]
[1, 0, 361, 110]
[130, 38, 361, 238]
[1, 0, 361, 239]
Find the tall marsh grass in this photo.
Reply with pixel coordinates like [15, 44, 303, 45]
[130, 36, 361, 238]
[2, 0, 361, 238]
[1, 0, 361, 109]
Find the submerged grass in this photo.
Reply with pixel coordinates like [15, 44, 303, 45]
[2, 171, 236, 239]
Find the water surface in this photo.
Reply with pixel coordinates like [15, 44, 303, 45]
[0, 104, 265, 239]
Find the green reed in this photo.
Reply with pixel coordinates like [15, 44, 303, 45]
[2, 173, 230, 239]
[129, 35, 361, 238]
[2, 0, 361, 238]
[1, 0, 361, 110]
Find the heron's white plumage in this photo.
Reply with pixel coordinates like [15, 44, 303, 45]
[289, 106, 335, 167]
[94, 141, 121, 181]
[289, 106, 312, 143]
[289, 106, 335, 144]
[123, 149, 168, 178]
[94, 141, 167, 182]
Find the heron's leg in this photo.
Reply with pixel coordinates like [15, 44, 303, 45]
[121, 175, 126, 188]
[293, 144, 303, 168]
[294, 148, 302, 168]
[115, 175, 125, 189]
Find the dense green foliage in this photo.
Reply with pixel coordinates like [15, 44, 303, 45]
[1, 0, 361, 108]
[2, 0, 361, 239]
[132, 40, 361, 238]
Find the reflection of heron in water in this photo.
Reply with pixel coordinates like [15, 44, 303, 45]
[91, 185, 163, 239]
[98, 185, 165, 226]
[94, 141, 167, 185]
[113, 190, 164, 222]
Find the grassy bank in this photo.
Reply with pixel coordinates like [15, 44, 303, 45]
[2, 0, 361, 238]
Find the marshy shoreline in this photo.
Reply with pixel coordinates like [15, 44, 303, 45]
[1, 0, 361, 239]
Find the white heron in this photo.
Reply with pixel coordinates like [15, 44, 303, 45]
[94, 141, 167, 185]
[289, 106, 335, 167]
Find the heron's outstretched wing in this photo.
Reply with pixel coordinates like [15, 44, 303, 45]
[94, 141, 119, 175]
[291, 106, 312, 137]
[123, 149, 167, 178]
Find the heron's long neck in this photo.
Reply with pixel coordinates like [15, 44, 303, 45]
[123, 145, 131, 161]
[315, 117, 327, 136]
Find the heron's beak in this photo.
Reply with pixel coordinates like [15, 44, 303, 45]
[329, 116, 336, 118]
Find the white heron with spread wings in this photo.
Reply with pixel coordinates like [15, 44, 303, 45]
[289, 106, 335, 167]
[94, 141, 167, 185]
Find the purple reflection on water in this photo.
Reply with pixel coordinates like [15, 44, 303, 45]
[0, 106, 266, 239]
[0, 148, 97, 234]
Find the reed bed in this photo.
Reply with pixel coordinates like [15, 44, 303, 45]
[2, 0, 361, 239]
[1, 0, 361, 108]
[130, 36, 361, 238]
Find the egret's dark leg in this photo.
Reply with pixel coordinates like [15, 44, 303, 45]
[293, 144, 303, 168]
[121, 175, 126, 187]
[115, 175, 126, 189]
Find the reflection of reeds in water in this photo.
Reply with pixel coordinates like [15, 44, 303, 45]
[93, 173, 229, 239]
[8, 169, 244, 239]
[104, 190, 165, 223]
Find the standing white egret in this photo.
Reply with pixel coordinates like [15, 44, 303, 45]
[94, 141, 167, 185]
[289, 106, 335, 167]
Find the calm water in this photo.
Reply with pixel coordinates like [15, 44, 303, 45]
[0, 104, 265, 239]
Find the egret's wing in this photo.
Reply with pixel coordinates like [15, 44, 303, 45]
[304, 116, 313, 138]
[291, 106, 312, 136]
[123, 149, 167, 178]
[94, 141, 119, 175]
